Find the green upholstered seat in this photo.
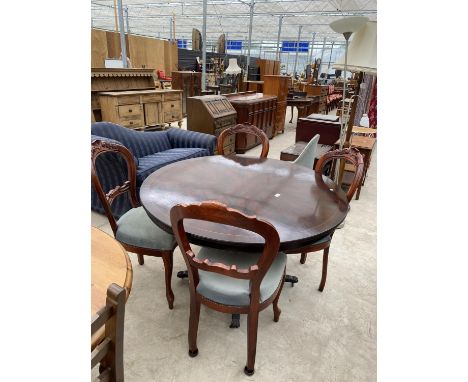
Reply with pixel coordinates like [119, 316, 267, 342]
[195, 247, 287, 306]
[294, 134, 320, 169]
[115, 206, 176, 250]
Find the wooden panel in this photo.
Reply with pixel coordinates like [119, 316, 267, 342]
[91, 29, 108, 68]
[106, 30, 127, 59]
[116, 95, 140, 105]
[128, 34, 165, 71]
[141, 93, 162, 103]
[144, 103, 161, 125]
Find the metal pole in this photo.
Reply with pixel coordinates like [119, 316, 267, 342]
[326, 41, 335, 78]
[125, 6, 130, 34]
[308, 32, 316, 64]
[276, 15, 283, 61]
[293, 25, 302, 77]
[246, 0, 255, 80]
[117, 0, 127, 68]
[317, 37, 327, 79]
[113, 0, 118, 31]
[258, 41, 262, 58]
[169, 17, 172, 41]
[202, 0, 207, 91]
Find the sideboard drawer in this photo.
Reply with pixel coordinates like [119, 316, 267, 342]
[118, 104, 142, 118]
[116, 95, 140, 105]
[163, 101, 181, 113]
[120, 118, 143, 128]
[142, 93, 162, 103]
[164, 93, 182, 101]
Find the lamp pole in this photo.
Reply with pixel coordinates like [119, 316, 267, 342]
[293, 25, 302, 77]
[246, 0, 255, 80]
[202, 0, 207, 91]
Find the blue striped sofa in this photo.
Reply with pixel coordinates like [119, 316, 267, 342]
[92, 122, 216, 218]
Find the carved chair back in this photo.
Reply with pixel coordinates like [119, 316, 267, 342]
[91, 283, 126, 382]
[91, 139, 140, 234]
[217, 123, 269, 158]
[315, 147, 365, 202]
[170, 201, 280, 303]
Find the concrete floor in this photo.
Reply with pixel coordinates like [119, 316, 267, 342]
[92, 107, 376, 381]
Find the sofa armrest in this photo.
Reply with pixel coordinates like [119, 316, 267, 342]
[166, 128, 216, 155]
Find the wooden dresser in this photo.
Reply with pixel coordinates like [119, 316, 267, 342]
[99, 89, 183, 130]
[91, 68, 157, 122]
[301, 84, 328, 114]
[187, 95, 237, 155]
[225, 92, 277, 153]
[263, 75, 289, 135]
[171, 71, 202, 115]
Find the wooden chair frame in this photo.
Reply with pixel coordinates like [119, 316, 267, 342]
[217, 123, 269, 158]
[170, 201, 285, 376]
[91, 139, 176, 309]
[286, 148, 364, 291]
[91, 283, 126, 382]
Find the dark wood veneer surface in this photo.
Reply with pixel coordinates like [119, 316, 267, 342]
[140, 155, 349, 251]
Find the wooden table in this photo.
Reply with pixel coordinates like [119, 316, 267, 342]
[286, 97, 319, 123]
[352, 126, 377, 136]
[91, 227, 133, 349]
[140, 155, 349, 252]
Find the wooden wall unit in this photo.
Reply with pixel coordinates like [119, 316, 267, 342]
[224, 93, 277, 153]
[257, 59, 281, 80]
[187, 95, 238, 155]
[263, 75, 289, 135]
[171, 71, 202, 115]
[98, 89, 183, 130]
[91, 28, 178, 75]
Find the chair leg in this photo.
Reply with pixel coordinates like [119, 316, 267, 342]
[188, 295, 201, 357]
[300, 252, 308, 264]
[273, 276, 285, 322]
[162, 252, 175, 309]
[245, 308, 260, 376]
[137, 254, 144, 265]
[318, 247, 330, 292]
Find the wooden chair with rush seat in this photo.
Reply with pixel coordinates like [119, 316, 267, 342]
[91, 138, 177, 309]
[217, 123, 269, 158]
[170, 201, 287, 376]
[91, 283, 126, 382]
[285, 147, 364, 291]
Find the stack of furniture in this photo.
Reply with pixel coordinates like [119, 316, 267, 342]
[98, 89, 183, 130]
[91, 68, 158, 122]
[263, 75, 289, 135]
[224, 92, 277, 153]
[300, 84, 328, 114]
[187, 95, 238, 155]
[171, 71, 202, 115]
[326, 84, 343, 112]
[91, 122, 216, 218]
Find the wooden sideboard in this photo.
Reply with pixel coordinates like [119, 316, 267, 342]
[99, 89, 183, 130]
[224, 92, 277, 153]
[263, 75, 289, 136]
[296, 115, 341, 145]
[187, 95, 237, 155]
[171, 71, 202, 115]
[91, 68, 157, 122]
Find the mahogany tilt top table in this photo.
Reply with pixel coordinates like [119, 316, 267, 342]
[140, 155, 349, 252]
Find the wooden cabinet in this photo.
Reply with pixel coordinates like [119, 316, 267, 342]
[171, 71, 202, 115]
[301, 84, 328, 114]
[225, 93, 277, 153]
[99, 89, 182, 130]
[187, 95, 238, 155]
[263, 75, 289, 135]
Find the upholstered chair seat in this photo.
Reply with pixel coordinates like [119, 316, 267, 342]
[115, 206, 176, 251]
[196, 248, 287, 306]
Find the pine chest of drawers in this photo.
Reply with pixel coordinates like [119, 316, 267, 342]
[98, 89, 183, 129]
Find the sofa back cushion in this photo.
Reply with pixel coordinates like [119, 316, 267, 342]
[91, 122, 172, 158]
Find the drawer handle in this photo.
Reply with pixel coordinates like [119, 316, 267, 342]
[171, 104, 174, 108]
[128, 109, 132, 112]
[129, 121, 133, 125]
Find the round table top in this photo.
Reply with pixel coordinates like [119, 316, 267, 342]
[91, 227, 133, 348]
[140, 155, 349, 251]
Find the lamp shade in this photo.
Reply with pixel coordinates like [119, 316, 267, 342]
[333, 21, 377, 75]
[225, 58, 242, 75]
[329, 16, 369, 34]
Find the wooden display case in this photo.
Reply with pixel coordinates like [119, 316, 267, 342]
[171, 71, 202, 115]
[263, 75, 289, 135]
